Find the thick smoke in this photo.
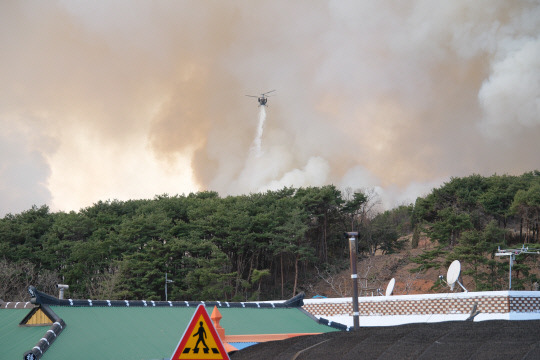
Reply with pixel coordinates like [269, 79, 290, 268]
[1, 0, 539, 215]
[0, 118, 53, 215]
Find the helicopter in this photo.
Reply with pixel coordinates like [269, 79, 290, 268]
[245, 90, 275, 106]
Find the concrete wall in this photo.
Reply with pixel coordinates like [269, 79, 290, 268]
[302, 291, 540, 327]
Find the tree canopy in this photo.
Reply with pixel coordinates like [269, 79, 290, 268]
[2, 171, 540, 300]
[2, 186, 403, 301]
[412, 171, 540, 290]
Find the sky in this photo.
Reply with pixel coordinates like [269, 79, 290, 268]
[1, 0, 539, 216]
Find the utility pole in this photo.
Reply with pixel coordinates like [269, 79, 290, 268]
[346, 232, 360, 330]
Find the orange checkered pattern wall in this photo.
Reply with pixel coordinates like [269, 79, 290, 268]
[303, 294, 540, 317]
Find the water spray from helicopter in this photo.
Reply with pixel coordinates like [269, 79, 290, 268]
[252, 106, 266, 157]
[246, 90, 275, 158]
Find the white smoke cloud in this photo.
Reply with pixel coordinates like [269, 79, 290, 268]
[478, 37, 540, 137]
[0, 117, 53, 215]
[260, 156, 331, 192]
[1, 0, 540, 216]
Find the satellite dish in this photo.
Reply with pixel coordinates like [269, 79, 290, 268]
[447, 260, 461, 285]
[385, 278, 396, 296]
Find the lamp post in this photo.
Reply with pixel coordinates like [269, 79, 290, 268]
[165, 272, 174, 301]
[346, 232, 360, 330]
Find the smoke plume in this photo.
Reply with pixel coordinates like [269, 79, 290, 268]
[1, 0, 539, 215]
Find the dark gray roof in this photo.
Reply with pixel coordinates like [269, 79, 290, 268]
[230, 320, 540, 360]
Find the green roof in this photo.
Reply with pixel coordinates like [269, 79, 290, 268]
[30, 306, 336, 360]
[4, 289, 339, 359]
[217, 307, 333, 334]
[0, 308, 46, 359]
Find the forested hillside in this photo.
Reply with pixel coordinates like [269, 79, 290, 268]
[411, 171, 540, 291]
[1, 186, 406, 301]
[1, 171, 540, 301]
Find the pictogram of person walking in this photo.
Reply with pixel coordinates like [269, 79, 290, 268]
[193, 321, 209, 353]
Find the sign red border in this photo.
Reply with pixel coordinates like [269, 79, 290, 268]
[170, 304, 230, 360]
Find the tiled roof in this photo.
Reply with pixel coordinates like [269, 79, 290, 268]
[0, 308, 45, 359]
[11, 287, 338, 360]
[41, 306, 335, 359]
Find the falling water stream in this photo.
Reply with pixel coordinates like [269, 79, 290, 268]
[251, 105, 266, 157]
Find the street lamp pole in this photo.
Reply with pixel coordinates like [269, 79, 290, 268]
[165, 272, 174, 301]
[346, 232, 360, 330]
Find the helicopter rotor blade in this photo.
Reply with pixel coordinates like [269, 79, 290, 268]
[262, 90, 276, 96]
[245, 95, 258, 97]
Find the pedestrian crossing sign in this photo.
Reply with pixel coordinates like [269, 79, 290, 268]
[170, 304, 230, 360]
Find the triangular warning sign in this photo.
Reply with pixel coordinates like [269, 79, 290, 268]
[171, 304, 230, 360]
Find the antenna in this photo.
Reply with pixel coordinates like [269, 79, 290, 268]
[445, 260, 468, 292]
[385, 278, 395, 296]
[495, 245, 540, 290]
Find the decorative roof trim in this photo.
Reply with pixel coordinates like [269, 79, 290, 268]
[27, 286, 305, 308]
[19, 305, 55, 327]
[317, 317, 351, 331]
[0, 301, 34, 309]
[22, 305, 66, 360]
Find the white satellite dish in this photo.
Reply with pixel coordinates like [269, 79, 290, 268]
[446, 260, 461, 288]
[446, 260, 468, 292]
[385, 278, 395, 296]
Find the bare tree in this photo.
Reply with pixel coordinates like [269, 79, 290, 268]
[0, 259, 59, 301]
[315, 266, 348, 297]
[87, 268, 122, 300]
[399, 272, 420, 295]
[360, 188, 383, 222]
[358, 257, 384, 296]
